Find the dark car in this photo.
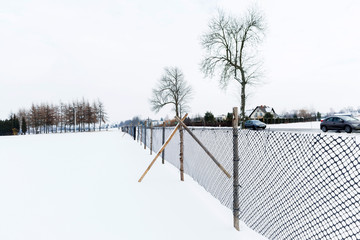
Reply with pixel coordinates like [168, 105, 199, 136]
[244, 120, 266, 130]
[320, 116, 360, 133]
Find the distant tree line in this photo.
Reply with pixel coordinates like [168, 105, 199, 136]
[120, 108, 330, 130]
[119, 116, 144, 127]
[0, 114, 20, 136]
[119, 112, 234, 128]
[0, 99, 108, 136]
[183, 111, 233, 127]
[261, 117, 317, 125]
[259, 109, 319, 124]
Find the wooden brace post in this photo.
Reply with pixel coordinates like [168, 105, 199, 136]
[162, 122, 165, 164]
[138, 114, 188, 182]
[233, 107, 240, 231]
[174, 116, 231, 179]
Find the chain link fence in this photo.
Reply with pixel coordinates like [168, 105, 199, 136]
[122, 124, 360, 240]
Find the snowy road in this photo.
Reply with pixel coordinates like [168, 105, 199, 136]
[0, 130, 266, 240]
[267, 121, 360, 137]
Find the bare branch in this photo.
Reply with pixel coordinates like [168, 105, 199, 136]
[200, 7, 265, 125]
[150, 67, 193, 117]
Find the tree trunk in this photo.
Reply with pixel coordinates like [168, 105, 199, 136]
[240, 82, 246, 128]
[175, 111, 184, 181]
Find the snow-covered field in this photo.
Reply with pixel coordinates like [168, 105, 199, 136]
[0, 130, 267, 240]
[267, 121, 320, 130]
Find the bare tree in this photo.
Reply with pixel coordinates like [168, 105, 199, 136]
[59, 101, 65, 133]
[97, 99, 108, 131]
[201, 8, 265, 126]
[17, 108, 27, 134]
[298, 109, 312, 118]
[30, 104, 39, 134]
[84, 100, 94, 131]
[10, 99, 106, 134]
[150, 66, 192, 118]
[51, 104, 59, 133]
[150, 66, 192, 181]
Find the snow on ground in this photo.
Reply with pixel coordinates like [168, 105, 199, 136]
[267, 121, 320, 130]
[267, 121, 360, 139]
[0, 130, 267, 240]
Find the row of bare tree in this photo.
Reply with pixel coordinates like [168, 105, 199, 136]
[150, 8, 265, 129]
[15, 99, 107, 134]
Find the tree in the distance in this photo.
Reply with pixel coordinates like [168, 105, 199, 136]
[317, 112, 322, 121]
[226, 112, 233, 123]
[264, 112, 273, 120]
[97, 99, 108, 131]
[10, 114, 20, 135]
[8, 99, 106, 134]
[201, 8, 265, 127]
[204, 111, 215, 124]
[150, 67, 192, 118]
[21, 116, 27, 135]
[150, 66, 192, 181]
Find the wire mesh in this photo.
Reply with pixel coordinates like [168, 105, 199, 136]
[239, 131, 360, 240]
[183, 127, 233, 207]
[125, 126, 360, 240]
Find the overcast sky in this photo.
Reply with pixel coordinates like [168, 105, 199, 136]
[1, 0, 359, 122]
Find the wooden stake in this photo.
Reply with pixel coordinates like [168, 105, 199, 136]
[138, 114, 188, 182]
[179, 125, 184, 181]
[162, 122, 165, 164]
[233, 107, 240, 231]
[174, 116, 231, 179]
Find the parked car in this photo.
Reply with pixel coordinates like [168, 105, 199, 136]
[244, 120, 266, 130]
[320, 116, 360, 133]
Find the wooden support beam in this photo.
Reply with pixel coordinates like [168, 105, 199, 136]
[174, 116, 231, 179]
[233, 107, 240, 231]
[162, 122, 165, 164]
[138, 114, 188, 182]
[179, 122, 184, 181]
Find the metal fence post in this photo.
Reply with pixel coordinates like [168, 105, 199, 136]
[137, 124, 139, 142]
[144, 121, 147, 150]
[233, 107, 240, 231]
[140, 124, 142, 146]
[150, 122, 153, 155]
[162, 122, 165, 164]
[133, 125, 136, 140]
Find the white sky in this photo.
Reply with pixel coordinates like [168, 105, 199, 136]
[1, 0, 359, 122]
